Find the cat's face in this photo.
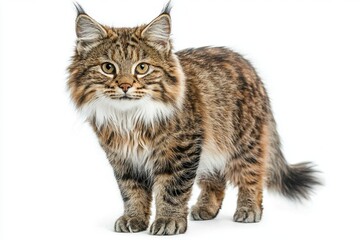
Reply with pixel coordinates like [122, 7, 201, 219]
[68, 6, 184, 128]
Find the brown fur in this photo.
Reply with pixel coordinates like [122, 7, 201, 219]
[191, 173, 226, 220]
[68, 2, 320, 235]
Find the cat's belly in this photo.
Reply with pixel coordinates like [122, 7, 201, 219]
[112, 137, 228, 176]
[197, 142, 229, 176]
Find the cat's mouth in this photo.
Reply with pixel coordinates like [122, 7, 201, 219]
[119, 95, 135, 100]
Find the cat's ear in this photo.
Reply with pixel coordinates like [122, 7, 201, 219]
[141, 2, 172, 52]
[74, 3, 107, 53]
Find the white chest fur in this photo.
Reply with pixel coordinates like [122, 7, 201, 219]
[80, 95, 175, 131]
[81, 96, 174, 173]
[118, 140, 154, 174]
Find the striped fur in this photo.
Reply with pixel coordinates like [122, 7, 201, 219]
[67, 2, 320, 235]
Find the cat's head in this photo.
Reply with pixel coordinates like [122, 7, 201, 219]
[68, 2, 184, 129]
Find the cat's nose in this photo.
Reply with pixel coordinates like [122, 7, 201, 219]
[119, 83, 132, 93]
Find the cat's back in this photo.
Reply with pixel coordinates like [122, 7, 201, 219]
[176, 47, 270, 173]
[176, 46, 267, 105]
[176, 46, 268, 119]
[176, 46, 257, 85]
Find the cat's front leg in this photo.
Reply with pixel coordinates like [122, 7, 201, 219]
[113, 169, 152, 233]
[150, 145, 200, 235]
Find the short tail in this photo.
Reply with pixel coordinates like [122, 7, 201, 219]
[266, 114, 322, 201]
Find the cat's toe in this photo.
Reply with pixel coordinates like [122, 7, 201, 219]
[233, 207, 262, 223]
[191, 206, 219, 220]
[114, 216, 148, 233]
[150, 217, 187, 235]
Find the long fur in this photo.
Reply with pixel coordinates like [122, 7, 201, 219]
[67, 3, 321, 235]
[266, 113, 321, 200]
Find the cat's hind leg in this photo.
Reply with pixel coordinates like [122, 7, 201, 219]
[228, 157, 265, 223]
[227, 125, 269, 223]
[191, 172, 226, 220]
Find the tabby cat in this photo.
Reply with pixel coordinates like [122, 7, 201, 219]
[67, 2, 320, 235]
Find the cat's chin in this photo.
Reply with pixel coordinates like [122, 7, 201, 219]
[90, 95, 145, 112]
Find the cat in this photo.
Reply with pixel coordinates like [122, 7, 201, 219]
[67, 2, 320, 235]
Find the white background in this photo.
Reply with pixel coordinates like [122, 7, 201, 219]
[1, 0, 359, 239]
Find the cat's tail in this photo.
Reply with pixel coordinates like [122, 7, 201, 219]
[266, 113, 322, 201]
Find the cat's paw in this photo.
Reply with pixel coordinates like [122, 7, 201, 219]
[233, 207, 262, 223]
[149, 217, 187, 235]
[190, 205, 219, 220]
[114, 215, 148, 233]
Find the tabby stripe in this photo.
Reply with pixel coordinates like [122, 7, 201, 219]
[185, 144, 201, 156]
[120, 172, 153, 190]
[110, 49, 116, 63]
[126, 45, 134, 59]
[78, 89, 96, 106]
[164, 71, 178, 84]
[128, 42, 138, 48]
[81, 84, 92, 95]
[243, 156, 258, 164]
[163, 194, 180, 206]
[173, 144, 194, 153]
[73, 65, 97, 87]
[159, 81, 172, 102]
[114, 171, 121, 181]
[173, 169, 197, 186]
[248, 171, 260, 177]
[120, 191, 130, 202]
[245, 179, 260, 186]
[118, 44, 125, 58]
[131, 48, 138, 60]
[166, 184, 193, 198]
[173, 151, 201, 166]
[181, 160, 198, 170]
[143, 76, 161, 82]
[105, 90, 116, 94]
[155, 154, 199, 175]
[106, 131, 114, 145]
[130, 36, 139, 43]
[146, 81, 161, 86]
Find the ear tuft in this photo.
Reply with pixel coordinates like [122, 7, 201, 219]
[74, 2, 85, 15]
[161, 1, 173, 15]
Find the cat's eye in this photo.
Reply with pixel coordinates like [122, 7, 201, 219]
[101, 62, 116, 74]
[135, 63, 150, 75]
